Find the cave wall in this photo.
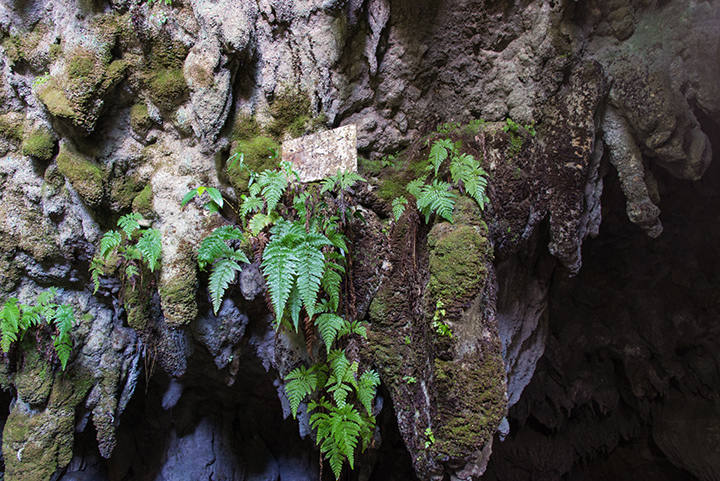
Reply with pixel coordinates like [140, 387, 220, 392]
[0, 0, 717, 479]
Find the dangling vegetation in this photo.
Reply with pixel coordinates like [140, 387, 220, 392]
[184, 154, 380, 479]
[0, 288, 75, 370]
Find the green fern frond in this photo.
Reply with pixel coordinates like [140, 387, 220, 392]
[285, 365, 319, 418]
[117, 213, 142, 238]
[20, 306, 43, 330]
[99, 230, 122, 258]
[337, 319, 368, 339]
[90, 258, 105, 294]
[321, 265, 342, 312]
[417, 180, 456, 223]
[52, 304, 75, 335]
[329, 404, 362, 469]
[36, 288, 58, 306]
[208, 258, 243, 315]
[124, 245, 142, 261]
[53, 331, 72, 370]
[429, 138, 453, 176]
[286, 283, 303, 331]
[357, 370, 381, 415]
[0, 298, 20, 353]
[125, 264, 139, 279]
[295, 233, 331, 320]
[257, 169, 288, 213]
[315, 313, 345, 354]
[261, 242, 299, 326]
[321, 171, 365, 195]
[198, 226, 244, 270]
[406, 178, 425, 198]
[137, 228, 162, 272]
[391, 196, 408, 221]
[248, 212, 280, 236]
[240, 193, 264, 218]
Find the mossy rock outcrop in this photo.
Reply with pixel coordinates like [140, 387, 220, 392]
[55, 142, 106, 207]
[22, 126, 57, 161]
[226, 136, 281, 192]
[35, 46, 126, 134]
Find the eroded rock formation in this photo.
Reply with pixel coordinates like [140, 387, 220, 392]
[0, 0, 717, 479]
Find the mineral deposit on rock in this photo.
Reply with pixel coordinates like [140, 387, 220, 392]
[281, 125, 357, 182]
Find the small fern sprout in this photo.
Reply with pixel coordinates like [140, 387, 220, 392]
[391, 196, 408, 221]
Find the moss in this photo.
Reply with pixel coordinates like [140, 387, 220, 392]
[427, 222, 490, 304]
[124, 277, 152, 331]
[2, 23, 48, 69]
[0, 113, 24, 142]
[36, 46, 125, 132]
[226, 136, 281, 192]
[55, 143, 106, 206]
[130, 102, 152, 136]
[146, 68, 188, 111]
[132, 184, 154, 215]
[160, 276, 198, 327]
[13, 347, 54, 406]
[110, 175, 145, 211]
[232, 114, 262, 141]
[433, 353, 506, 460]
[22, 126, 57, 161]
[48, 43, 63, 62]
[268, 87, 312, 138]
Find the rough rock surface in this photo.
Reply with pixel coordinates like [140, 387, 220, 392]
[0, 0, 716, 480]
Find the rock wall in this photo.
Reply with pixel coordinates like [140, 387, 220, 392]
[0, 0, 717, 480]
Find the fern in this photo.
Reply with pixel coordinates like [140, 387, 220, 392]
[357, 370, 381, 416]
[240, 193, 264, 218]
[117, 213, 142, 238]
[449, 152, 490, 210]
[310, 402, 364, 478]
[1, 292, 76, 370]
[247, 212, 279, 236]
[0, 298, 20, 353]
[208, 259, 243, 314]
[428, 138, 454, 176]
[391, 196, 408, 221]
[294, 232, 331, 320]
[285, 365, 319, 418]
[257, 169, 288, 213]
[137, 228, 162, 272]
[337, 319, 368, 339]
[99, 230, 122, 258]
[261, 242, 299, 324]
[406, 178, 425, 198]
[416, 180, 457, 223]
[315, 313, 345, 354]
[321, 263, 342, 312]
[197, 226, 244, 270]
[320, 170, 365, 195]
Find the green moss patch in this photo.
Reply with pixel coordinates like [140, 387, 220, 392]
[160, 276, 198, 327]
[132, 184, 154, 216]
[55, 143, 106, 206]
[226, 136, 281, 192]
[146, 68, 187, 111]
[0, 113, 24, 142]
[427, 221, 490, 305]
[22, 126, 56, 160]
[130, 103, 152, 136]
[110, 175, 146, 212]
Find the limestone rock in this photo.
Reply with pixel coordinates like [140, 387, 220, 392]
[281, 124, 357, 182]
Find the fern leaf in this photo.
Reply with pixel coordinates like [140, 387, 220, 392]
[36, 288, 58, 306]
[417, 180, 456, 223]
[198, 226, 244, 270]
[337, 319, 368, 339]
[261, 242, 299, 325]
[286, 283, 303, 332]
[125, 264, 140, 280]
[391, 196, 408, 221]
[20, 305, 43, 330]
[0, 298, 20, 352]
[321, 265, 342, 312]
[52, 304, 75, 335]
[248, 212, 279, 236]
[124, 245, 142, 261]
[357, 370, 381, 415]
[285, 365, 319, 418]
[208, 258, 243, 314]
[406, 178, 425, 198]
[295, 233, 330, 320]
[90, 258, 104, 294]
[53, 331, 72, 370]
[315, 313, 345, 354]
[240, 193, 264, 218]
[137, 228, 162, 272]
[330, 404, 362, 469]
[258, 169, 288, 213]
[118, 213, 142, 238]
[429, 138, 453, 176]
[99, 230, 122, 258]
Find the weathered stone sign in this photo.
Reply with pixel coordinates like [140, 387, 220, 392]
[281, 124, 357, 182]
